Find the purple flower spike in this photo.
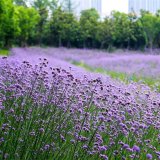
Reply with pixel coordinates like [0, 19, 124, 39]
[146, 154, 152, 159]
[99, 115, 105, 122]
[39, 128, 45, 133]
[123, 144, 129, 149]
[132, 145, 140, 153]
[0, 105, 5, 110]
[44, 144, 50, 150]
[100, 154, 108, 160]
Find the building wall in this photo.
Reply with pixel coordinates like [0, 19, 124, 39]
[59, 0, 102, 18]
[76, 0, 102, 18]
[91, 0, 102, 16]
[129, 0, 160, 15]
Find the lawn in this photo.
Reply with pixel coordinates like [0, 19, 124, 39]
[0, 49, 9, 56]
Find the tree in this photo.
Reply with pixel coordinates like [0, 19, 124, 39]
[49, 0, 58, 12]
[32, 0, 50, 45]
[80, 8, 100, 48]
[31, 0, 58, 45]
[0, 0, 5, 47]
[109, 11, 133, 48]
[155, 10, 160, 47]
[16, 6, 40, 46]
[140, 10, 160, 52]
[0, 0, 18, 48]
[96, 17, 114, 49]
[60, 0, 76, 13]
[129, 14, 147, 50]
[49, 7, 78, 47]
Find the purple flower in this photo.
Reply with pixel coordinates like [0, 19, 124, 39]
[156, 151, 160, 156]
[82, 145, 88, 150]
[0, 137, 4, 144]
[60, 135, 65, 141]
[100, 154, 108, 160]
[0, 105, 5, 110]
[123, 144, 129, 149]
[1, 48, 160, 159]
[29, 132, 35, 136]
[9, 108, 14, 113]
[146, 154, 152, 159]
[132, 145, 140, 152]
[70, 139, 75, 144]
[99, 115, 105, 121]
[39, 128, 45, 133]
[99, 146, 107, 152]
[126, 148, 133, 152]
[44, 144, 50, 150]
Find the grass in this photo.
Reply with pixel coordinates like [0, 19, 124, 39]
[0, 49, 9, 56]
[72, 61, 160, 92]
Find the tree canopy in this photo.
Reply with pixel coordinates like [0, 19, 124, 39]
[1, 0, 160, 51]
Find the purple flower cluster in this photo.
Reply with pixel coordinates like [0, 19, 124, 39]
[11, 47, 160, 79]
[0, 48, 160, 159]
[10, 48, 160, 88]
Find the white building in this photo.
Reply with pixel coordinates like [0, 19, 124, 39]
[75, 0, 102, 18]
[129, 0, 160, 15]
[91, 0, 102, 17]
[59, 0, 129, 19]
[101, 0, 128, 18]
[59, 0, 102, 18]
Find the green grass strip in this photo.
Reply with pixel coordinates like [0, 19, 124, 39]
[72, 61, 160, 92]
[0, 49, 9, 56]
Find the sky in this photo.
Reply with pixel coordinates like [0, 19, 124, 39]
[102, 0, 128, 17]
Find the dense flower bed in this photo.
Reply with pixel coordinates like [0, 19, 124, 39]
[11, 48, 160, 79]
[0, 56, 160, 160]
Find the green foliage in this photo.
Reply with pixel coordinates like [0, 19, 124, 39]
[111, 11, 131, 46]
[31, 0, 58, 46]
[15, 6, 40, 46]
[33, 0, 58, 12]
[140, 10, 160, 51]
[72, 61, 160, 92]
[1, 0, 160, 50]
[50, 7, 79, 47]
[61, 0, 76, 13]
[96, 18, 114, 49]
[0, 0, 16, 48]
[80, 8, 100, 48]
[0, 49, 9, 56]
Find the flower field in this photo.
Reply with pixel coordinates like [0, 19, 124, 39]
[0, 48, 160, 160]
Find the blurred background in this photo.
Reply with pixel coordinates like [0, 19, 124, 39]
[1, 0, 160, 51]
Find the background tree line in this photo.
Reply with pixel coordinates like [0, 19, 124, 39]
[1, 0, 160, 51]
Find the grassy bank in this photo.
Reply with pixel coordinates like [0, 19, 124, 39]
[0, 49, 9, 56]
[72, 61, 160, 92]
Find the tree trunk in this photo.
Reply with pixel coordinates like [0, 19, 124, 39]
[38, 25, 43, 46]
[149, 39, 153, 54]
[67, 40, 71, 48]
[127, 39, 130, 50]
[92, 39, 94, 48]
[100, 41, 107, 49]
[4, 38, 11, 49]
[20, 37, 27, 47]
[59, 37, 62, 47]
[83, 40, 86, 48]
[38, 34, 42, 46]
